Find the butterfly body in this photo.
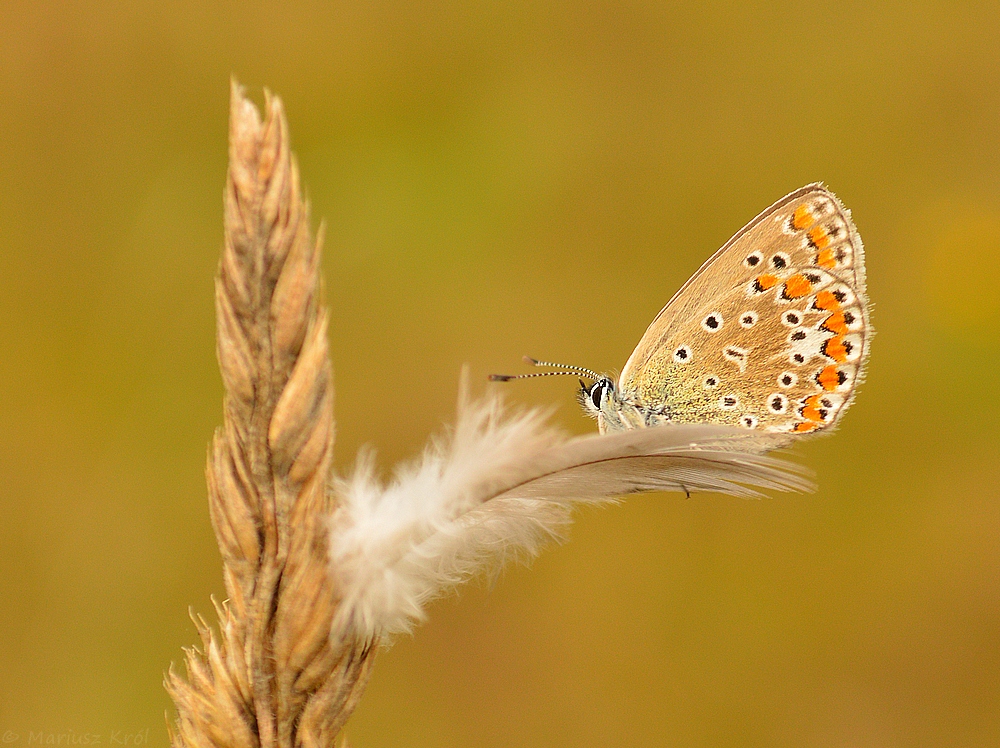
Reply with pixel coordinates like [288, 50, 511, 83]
[582, 184, 870, 438]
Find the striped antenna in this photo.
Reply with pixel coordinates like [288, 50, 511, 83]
[489, 356, 602, 383]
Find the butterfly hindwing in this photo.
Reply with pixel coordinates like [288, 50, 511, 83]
[616, 184, 869, 435]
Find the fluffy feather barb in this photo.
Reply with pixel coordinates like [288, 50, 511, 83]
[328, 386, 812, 641]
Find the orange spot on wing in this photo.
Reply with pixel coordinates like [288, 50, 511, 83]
[823, 335, 849, 362]
[792, 205, 814, 230]
[793, 421, 819, 433]
[817, 365, 841, 391]
[816, 248, 837, 269]
[756, 273, 778, 290]
[807, 225, 830, 249]
[801, 394, 825, 422]
[801, 406, 823, 422]
[814, 290, 841, 311]
[783, 274, 812, 299]
[821, 312, 848, 334]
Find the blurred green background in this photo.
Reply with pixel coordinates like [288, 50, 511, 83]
[2, 1, 998, 746]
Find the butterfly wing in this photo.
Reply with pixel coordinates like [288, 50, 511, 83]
[617, 184, 870, 434]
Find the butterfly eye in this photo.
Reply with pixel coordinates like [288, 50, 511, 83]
[589, 381, 607, 409]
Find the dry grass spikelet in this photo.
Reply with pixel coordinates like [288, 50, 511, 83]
[165, 81, 376, 748]
[165, 79, 815, 748]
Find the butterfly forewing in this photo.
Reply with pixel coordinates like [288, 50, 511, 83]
[617, 184, 869, 435]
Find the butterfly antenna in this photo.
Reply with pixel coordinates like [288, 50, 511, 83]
[523, 356, 602, 381]
[488, 356, 602, 383]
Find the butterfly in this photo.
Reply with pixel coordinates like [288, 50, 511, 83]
[493, 184, 871, 437]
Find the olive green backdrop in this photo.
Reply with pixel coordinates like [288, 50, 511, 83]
[2, 2, 998, 746]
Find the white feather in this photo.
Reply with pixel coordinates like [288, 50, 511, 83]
[328, 379, 813, 641]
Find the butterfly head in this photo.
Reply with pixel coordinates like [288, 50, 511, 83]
[491, 357, 621, 424]
[579, 376, 616, 419]
[490, 357, 648, 433]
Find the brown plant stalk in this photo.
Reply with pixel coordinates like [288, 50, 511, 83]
[166, 82, 376, 748]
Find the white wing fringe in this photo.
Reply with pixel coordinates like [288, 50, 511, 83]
[328, 378, 813, 642]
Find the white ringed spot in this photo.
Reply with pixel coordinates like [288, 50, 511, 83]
[701, 312, 724, 332]
[781, 310, 803, 327]
[767, 392, 789, 414]
[811, 197, 835, 218]
[770, 252, 791, 270]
